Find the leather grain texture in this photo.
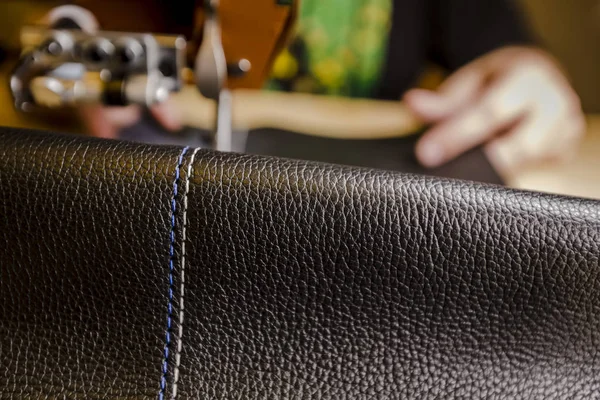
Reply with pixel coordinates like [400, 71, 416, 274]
[1, 127, 599, 399]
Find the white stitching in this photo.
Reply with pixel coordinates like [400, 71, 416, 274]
[159, 146, 189, 400]
[171, 147, 201, 399]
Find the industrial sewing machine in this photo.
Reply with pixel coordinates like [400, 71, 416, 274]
[7, 0, 426, 157]
[9, 0, 298, 152]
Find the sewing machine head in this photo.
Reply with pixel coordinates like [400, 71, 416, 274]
[11, 25, 186, 111]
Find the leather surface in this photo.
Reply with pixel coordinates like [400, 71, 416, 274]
[245, 128, 504, 184]
[1, 127, 599, 399]
[118, 118, 504, 185]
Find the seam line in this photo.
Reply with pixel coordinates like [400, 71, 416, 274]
[159, 146, 189, 400]
[171, 147, 200, 398]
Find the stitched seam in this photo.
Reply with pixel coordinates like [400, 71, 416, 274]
[159, 146, 189, 400]
[171, 147, 201, 398]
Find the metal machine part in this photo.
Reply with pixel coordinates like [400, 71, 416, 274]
[195, 0, 233, 152]
[11, 25, 186, 111]
[215, 89, 233, 152]
[195, 0, 227, 101]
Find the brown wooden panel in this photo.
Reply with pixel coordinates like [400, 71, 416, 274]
[193, 1, 297, 90]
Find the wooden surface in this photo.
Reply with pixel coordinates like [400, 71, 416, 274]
[173, 86, 422, 139]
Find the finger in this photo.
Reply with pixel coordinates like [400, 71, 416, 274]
[415, 71, 531, 167]
[79, 105, 141, 139]
[403, 89, 450, 123]
[486, 112, 586, 177]
[78, 106, 115, 139]
[485, 115, 548, 177]
[404, 62, 485, 122]
[105, 106, 143, 126]
[149, 100, 182, 131]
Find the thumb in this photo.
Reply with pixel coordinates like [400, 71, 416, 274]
[150, 100, 183, 132]
[79, 105, 141, 139]
[404, 62, 485, 122]
[403, 89, 450, 123]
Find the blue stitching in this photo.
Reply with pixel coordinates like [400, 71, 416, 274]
[159, 146, 189, 399]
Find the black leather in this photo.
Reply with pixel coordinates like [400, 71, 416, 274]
[245, 128, 504, 184]
[1, 127, 599, 399]
[119, 118, 504, 185]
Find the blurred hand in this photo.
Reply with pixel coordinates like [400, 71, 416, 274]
[404, 46, 586, 177]
[78, 101, 182, 139]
